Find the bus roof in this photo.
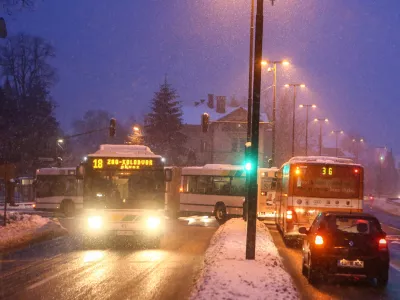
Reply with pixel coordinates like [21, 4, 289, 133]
[36, 167, 76, 176]
[87, 144, 162, 159]
[286, 156, 360, 166]
[182, 164, 246, 176]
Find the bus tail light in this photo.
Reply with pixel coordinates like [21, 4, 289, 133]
[379, 238, 388, 251]
[315, 235, 324, 245]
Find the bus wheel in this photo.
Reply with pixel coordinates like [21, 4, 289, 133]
[214, 203, 227, 224]
[61, 200, 75, 217]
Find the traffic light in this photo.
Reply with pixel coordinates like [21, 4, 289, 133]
[245, 161, 252, 171]
[109, 118, 116, 137]
[201, 113, 209, 133]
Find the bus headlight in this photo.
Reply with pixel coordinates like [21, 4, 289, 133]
[147, 216, 161, 229]
[88, 216, 103, 229]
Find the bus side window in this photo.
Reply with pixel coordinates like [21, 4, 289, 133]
[271, 178, 277, 191]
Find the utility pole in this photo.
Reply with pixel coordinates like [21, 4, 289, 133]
[246, 0, 267, 260]
[331, 130, 344, 157]
[314, 118, 328, 156]
[245, 0, 255, 221]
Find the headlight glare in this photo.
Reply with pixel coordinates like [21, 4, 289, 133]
[88, 216, 103, 229]
[147, 216, 161, 229]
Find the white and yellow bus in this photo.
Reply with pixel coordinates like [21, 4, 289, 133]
[35, 167, 83, 216]
[179, 164, 246, 223]
[275, 156, 364, 244]
[257, 167, 279, 223]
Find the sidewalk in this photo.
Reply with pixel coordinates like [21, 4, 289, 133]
[191, 218, 299, 300]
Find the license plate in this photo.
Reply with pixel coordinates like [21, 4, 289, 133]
[338, 259, 364, 268]
[117, 231, 134, 236]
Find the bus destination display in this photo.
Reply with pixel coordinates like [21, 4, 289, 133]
[90, 158, 157, 170]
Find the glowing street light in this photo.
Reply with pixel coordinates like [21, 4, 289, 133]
[299, 104, 317, 156]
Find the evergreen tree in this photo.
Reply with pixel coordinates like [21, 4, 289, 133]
[145, 79, 186, 164]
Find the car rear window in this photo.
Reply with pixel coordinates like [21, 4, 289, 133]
[324, 216, 381, 234]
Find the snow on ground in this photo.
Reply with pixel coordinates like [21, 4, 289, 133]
[0, 212, 67, 252]
[191, 218, 299, 300]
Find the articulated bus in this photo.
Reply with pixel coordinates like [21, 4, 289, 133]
[257, 167, 279, 223]
[275, 156, 364, 244]
[179, 164, 246, 223]
[35, 167, 83, 216]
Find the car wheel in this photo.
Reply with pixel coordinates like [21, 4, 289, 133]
[302, 258, 308, 277]
[376, 268, 389, 288]
[214, 203, 227, 224]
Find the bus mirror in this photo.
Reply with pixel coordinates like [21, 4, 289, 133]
[165, 169, 172, 182]
[76, 165, 85, 180]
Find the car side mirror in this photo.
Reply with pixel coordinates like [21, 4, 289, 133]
[299, 227, 308, 234]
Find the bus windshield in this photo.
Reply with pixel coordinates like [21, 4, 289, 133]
[84, 169, 165, 209]
[291, 164, 361, 199]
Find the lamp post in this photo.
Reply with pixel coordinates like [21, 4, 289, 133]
[376, 146, 387, 200]
[352, 138, 364, 162]
[285, 83, 306, 157]
[331, 130, 344, 157]
[299, 104, 316, 156]
[261, 59, 289, 165]
[314, 118, 329, 156]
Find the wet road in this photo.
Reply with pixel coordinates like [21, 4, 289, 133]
[269, 201, 400, 300]
[0, 217, 218, 300]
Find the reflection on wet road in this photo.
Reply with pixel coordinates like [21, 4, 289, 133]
[0, 218, 218, 300]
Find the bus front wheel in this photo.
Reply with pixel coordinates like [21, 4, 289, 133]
[214, 203, 227, 224]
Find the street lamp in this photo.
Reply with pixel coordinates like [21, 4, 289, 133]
[331, 130, 344, 157]
[285, 83, 306, 157]
[352, 138, 364, 162]
[314, 118, 329, 156]
[299, 104, 316, 156]
[376, 146, 387, 200]
[261, 59, 290, 165]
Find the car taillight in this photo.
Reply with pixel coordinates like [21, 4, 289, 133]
[379, 238, 387, 251]
[315, 235, 324, 245]
[179, 187, 183, 192]
[286, 210, 293, 220]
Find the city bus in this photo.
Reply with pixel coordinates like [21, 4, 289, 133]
[275, 156, 364, 244]
[77, 144, 166, 246]
[257, 167, 279, 223]
[35, 167, 83, 216]
[179, 164, 246, 224]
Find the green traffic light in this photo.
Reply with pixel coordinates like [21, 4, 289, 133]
[245, 162, 252, 171]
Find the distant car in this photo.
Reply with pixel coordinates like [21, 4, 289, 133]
[299, 211, 389, 287]
[369, 194, 374, 200]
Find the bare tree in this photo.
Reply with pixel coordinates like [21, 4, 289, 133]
[0, 33, 57, 100]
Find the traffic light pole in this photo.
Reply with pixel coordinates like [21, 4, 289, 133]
[246, 0, 264, 260]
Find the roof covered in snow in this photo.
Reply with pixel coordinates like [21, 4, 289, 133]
[88, 144, 161, 158]
[287, 156, 360, 166]
[181, 104, 269, 125]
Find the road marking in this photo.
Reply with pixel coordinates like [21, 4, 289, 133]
[27, 269, 71, 290]
[388, 226, 400, 232]
[390, 263, 400, 273]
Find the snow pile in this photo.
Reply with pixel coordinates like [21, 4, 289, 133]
[192, 219, 298, 300]
[0, 212, 67, 252]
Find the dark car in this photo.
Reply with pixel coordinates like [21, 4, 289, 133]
[299, 211, 389, 287]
